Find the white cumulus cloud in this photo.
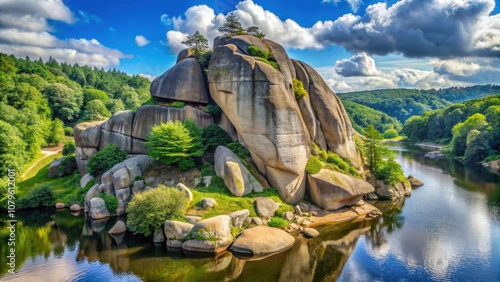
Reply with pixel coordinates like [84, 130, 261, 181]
[135, 35, 150, 47]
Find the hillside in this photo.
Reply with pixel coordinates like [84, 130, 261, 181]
[402, 95, 500, 163]
[0, 53, 151, 177]
[339, 85, 500, 124]
[342, 100, 401, 135]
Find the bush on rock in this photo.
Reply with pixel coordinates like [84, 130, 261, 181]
[87, 144, 127, 176]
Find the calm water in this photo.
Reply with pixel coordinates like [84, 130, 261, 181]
[1, 144, 499, 282]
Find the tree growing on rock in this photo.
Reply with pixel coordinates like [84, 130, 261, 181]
[181, 31, 209, 60]
[218, 12, 245, 36]
[246, 26, 265, 39]
[364, 124, 384, 173]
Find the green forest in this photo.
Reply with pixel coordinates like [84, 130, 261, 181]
[0, 53, 151, 178]
[402, 95, 500, 163]
[339, 85, 500, 124]
[342, 100, 401, 136]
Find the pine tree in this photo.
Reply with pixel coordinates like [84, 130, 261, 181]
[181, 31, 209, 59]
[218, 12, 245, 36]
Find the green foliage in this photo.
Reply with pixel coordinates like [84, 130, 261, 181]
[46, 118, 65, 145]
[293, 78, 308, 99]
[83, 88, 109, 104]
[201, 124, 233, 151]
[57, 156, 77, 176]
[226, 142, 250, 160]
[170, 101, 185, 108]
[464, 133, 490, 163]
[0, 120, 28, 175]
[99, 193, 118, 214]
[338, 85, 500, 124]
[451, 113, 488, 157]
[268, 217, 289, 228]
[126, 185, 188, 236]
[43, 83, 83, 122]
[376, 158, 406, 186]
[178, 158, 196, 171]
[18, 184, 54, 209]
[145, 120, 206, 168]
[87, 144, 127, 176]
[218, 13, 245, 36]
[81, 99, 111, 121]
[205, 104, 222, 124]
[383, 128, 399, 139]
[363, 125, 385, 173]
[62, 140, 76, 156]
[401, 116, 429, 143]
[312, 143, 360, 177]
[181, 31, 209, 60]
[64, 126, 73, 136]
[248, 46, 268, 58]
[246, 26, 265, 38]
[306, 156, 322, 174]
[274, 204, 294, 218]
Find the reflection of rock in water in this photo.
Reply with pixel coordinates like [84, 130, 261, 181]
[367, 198, 406, 248]
[278, 238, 314, 282]
[77, 218, 130, 273]
[224, 257, 246, 281]
[205, 252, 232, 272]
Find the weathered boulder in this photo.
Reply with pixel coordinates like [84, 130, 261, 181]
[55, 202, 65, 209]
[254, 197, 280, 218]
[108, 220, 127, 235]
[220, 113, 238, 141]
[307, 169, 374, 211]
[69, 204, 82, 212]
[375, 180, 411, 200]
[132, 180, 144, 195]
[176, 48, 194, 63]
[84, 183, 99, 212]
[229, 209, 250, 229]
[182, 215, 233, 253]
[80, 173, 95, 188]
[407, 175, 424, 187]
[184, 216, 202, 224]
[214, 146, 263, 196]
[113, 167, 131, 190]
[209, 40, 310, 205]
[303, 228, 319, 238]
[230, 226, 294, 258]
[131, 105, 213, 140]
[201, 198, 217, 209]
[101, 110, 135, 136]
[99, 130, 132, 151]
[48, 158, 64, 177]
[153, 228, 165, 243]
[164, 220, 193, 240]
[296, 61, 362, 169]
[176, 183, 193, 203]
[150, 58, 209, 103]
[483, 159, 500, 173]
[89, 197, 110, 220]
[115, 187, 131, 203]
[74, 121, 103, 148]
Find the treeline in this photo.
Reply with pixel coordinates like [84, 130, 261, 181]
[402, 95, 500, 163]
[342, 100, 401, 136]
[0, 52, 151, 176]
[339, 85, 500, 123]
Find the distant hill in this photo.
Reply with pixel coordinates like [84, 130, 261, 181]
[342, 100, 401, 135]
[338, 85, 500, 124]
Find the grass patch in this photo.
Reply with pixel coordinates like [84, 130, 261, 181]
[142, 97, 159, 106]
[21, 152, 61, 180]
[268, 217, 289, 228]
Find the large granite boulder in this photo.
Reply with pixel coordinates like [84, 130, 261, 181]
[150, 58, 209, 103]
[182, 215, 233, 253]
[164, 220, 193, 247]
[307, 169, 374, 210]
[131, 105, 213, 140]
[48, 157, 64, 177]
[214, 146, 263, 196]
[295, 61, 362, 169]
[254, 197, 280, 217]
[230, 226, 295, 258]
[375, 180, 412, 200]
[176, 48, 195, 63]
[101, 110, 134, 136]
[74, 121, 103, 148]
[89, 197, 110, 220]
[108, 220, 127, 235]
[209, 39, 310, 205]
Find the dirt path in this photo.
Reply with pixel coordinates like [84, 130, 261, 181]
[21, 145, 63, 179]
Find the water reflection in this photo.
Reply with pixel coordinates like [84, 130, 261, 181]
[1, 144, 499, 281]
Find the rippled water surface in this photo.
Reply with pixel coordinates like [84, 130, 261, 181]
[1, 144, 499, 281]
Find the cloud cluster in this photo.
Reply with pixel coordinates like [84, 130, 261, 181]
[0, 0, 127, 68]
[322, 0, 363, 13]
[335, 52, 381, 76]
[135, 35, 150, 47]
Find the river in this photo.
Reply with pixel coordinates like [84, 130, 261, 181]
[1, 144, 499, 281]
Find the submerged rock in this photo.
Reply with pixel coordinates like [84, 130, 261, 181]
[303, 228, 319, 238]
[89, 197, 110, 220]
[407, 175, 424, 187]
[108, 220, 127, 235]
[425, 151, 446, 159]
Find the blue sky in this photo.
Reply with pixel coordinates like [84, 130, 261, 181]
[0, 0, 499, 92]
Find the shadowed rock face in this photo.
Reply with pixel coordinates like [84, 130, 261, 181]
[208, 39, 310, 205]
[150, 58, 209, 104]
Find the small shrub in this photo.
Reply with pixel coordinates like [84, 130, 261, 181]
[62, 187, 87, 206]
[248, 45, 268, 59]
[376, 158, 406, 186]
[18, 185, 54, 209]
[126, 185, 188, 236]
[227, 142, 250, 160]
[62, 140, 76, 156]
[383, 128, 399, 139]
[64, 126, 73, 136]
[274, 204, 294, 218]
[171, 101, 185, 108]
[205, 104, 222, 124]
[87, 144, 127, 176]
[293, 78, 308, 99]
[100, 193, 118, 214]
[201, 163, 216, 177]
[268, 61, 279, 70]
[268, 217, 289, 228]
[202, 125, 233, 151]
[305, 156, 322, 174]
[178, 158, 196, 171]
[57, 156, 77, 176]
